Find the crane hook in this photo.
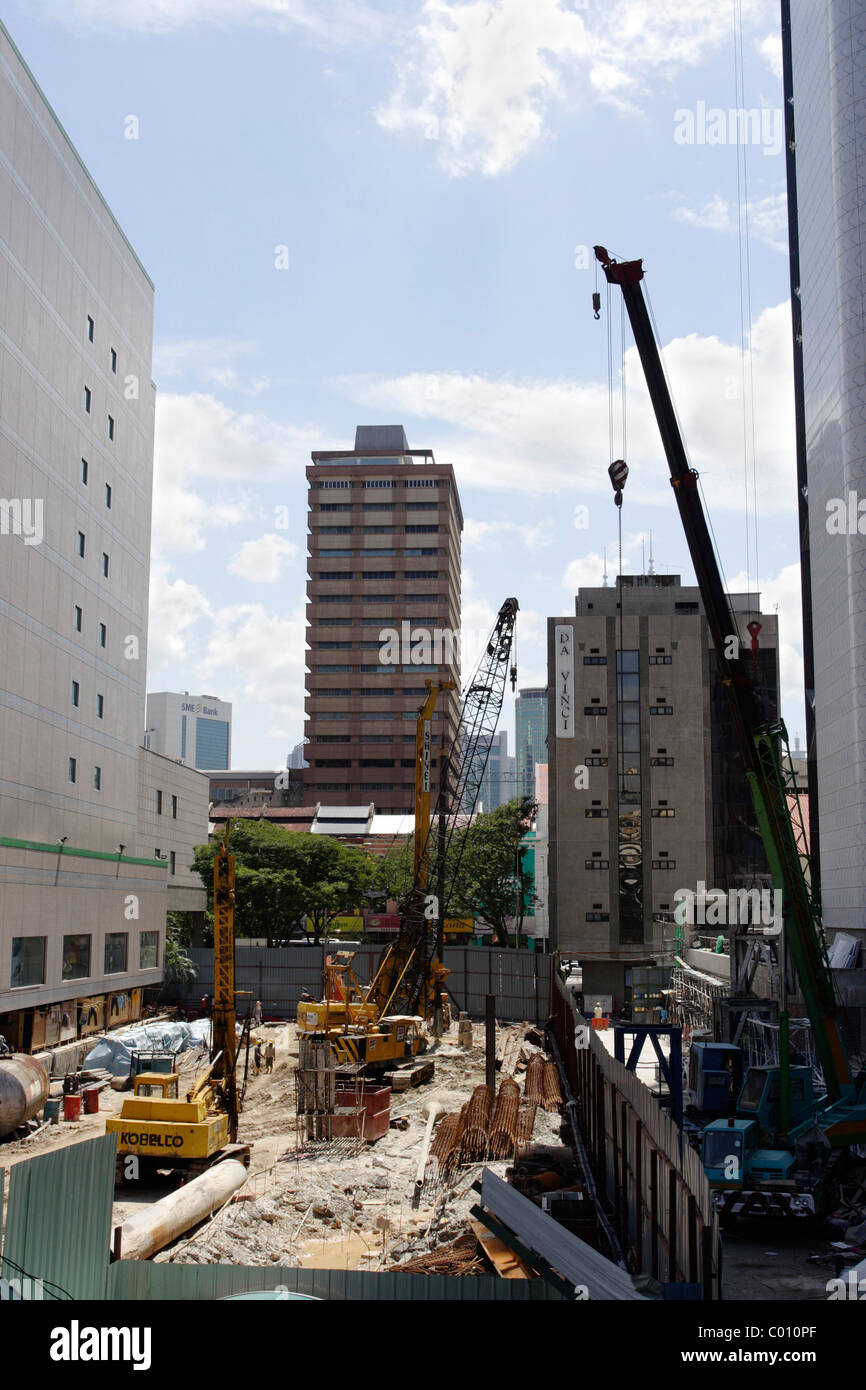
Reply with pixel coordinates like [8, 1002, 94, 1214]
[592, 291, 601, 320]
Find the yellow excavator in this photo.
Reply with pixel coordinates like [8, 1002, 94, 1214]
[108, 824, 251, 1181]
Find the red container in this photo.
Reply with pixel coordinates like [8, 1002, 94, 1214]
[332, 1083, 391, 1142]
[63, 1093, 82, 1121]
[82, 1086, 99, 1115]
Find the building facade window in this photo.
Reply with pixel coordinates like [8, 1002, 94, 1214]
[11, 936, 46, 988]
[102, 553, 109, 577]
[107, 415, 115, 441]
[81, 457, 88, 484]
[99, 623, 107, 647]
[68, 756, 77, 783]
[62, 934, 91, 980]
[171, 794, 177, 819]
[77, 531, 85, 557]
[87, 315, 94, 342]
[156, 789, 163, 814]
[71, 680, 80, 707]
[96, 693, 104, 718]
[617, 649, 643, 945]
[104, 932, 128, 974]
[75, 605, 83, 631]
[93, 765, 102, 790]
[105, 483, 112, 508]
[110, 347, 117, 373]
[140, 931, 159, 969]
[83, 385, 91, 412]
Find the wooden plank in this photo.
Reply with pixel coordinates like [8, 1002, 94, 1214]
[467, 1216, 533, 1279]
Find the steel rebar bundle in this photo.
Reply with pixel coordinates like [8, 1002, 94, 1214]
[428, 1111, 464, 1181]
[524, 1053, 545, 1104]
[389, 1231, 486, 1277]
[541, 1061, 564, 1112]
[488, 1077, 520, 1158]
[515, 1102, 537, 1148]
[460, 1084, 494, 1161]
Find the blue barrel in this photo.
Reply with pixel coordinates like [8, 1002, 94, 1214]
[43, 1098, 61, 1124]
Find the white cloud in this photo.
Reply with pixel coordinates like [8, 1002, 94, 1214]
[758, 32, 783, 80]
[342, 299, 796, 515]
[153, 339, 273, 397]
[673, 191, 788, 253]
[727, 562, 805, 722]
[152, 392, 318, 557]
[147, 564, 213, 668]
[39, 0, 385, 43]
[228, 533, 298, 583]
[377, 0, 769, 177]
[197, 600, 310, 742]
[463, 517, 554, 550]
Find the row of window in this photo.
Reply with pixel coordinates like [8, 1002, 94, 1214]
[317, 502, 440, 512]
[73, 604, 107, 648]
[71, 682, 105, 719]
[314, 758, 437, 768]
[11, 928, 159, 989]
[316, 594, 440, 604]
[316, 548, 440, 558]
[82, 385, 116, 441]
[317, 478, 444, 489]
[584, 806, 676, 816]
[80, 459, 113, 508]
[314, 711, 443, 721]
[313, 689, 441, 698]
[314, 734, 421, 744]
[315, 571, 440, 582]
[316, 526, 440, 535]
[154, 790, 178, 818]
[76, 531, 111, 577]
[85, 313, 119, 374]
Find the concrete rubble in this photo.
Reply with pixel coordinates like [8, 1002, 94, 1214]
[159, 1018, 562, 1271]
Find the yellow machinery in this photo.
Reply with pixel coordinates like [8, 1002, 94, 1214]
[110, 823, 249, 1180]
[297, 679, 455, 1071]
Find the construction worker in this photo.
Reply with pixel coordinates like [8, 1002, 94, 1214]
[265, 1039, 275, 1073]
[593, 1001, 603, 1020]
[254, 999, 263, 1026]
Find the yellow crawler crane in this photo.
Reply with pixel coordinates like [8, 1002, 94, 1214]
[109, 823, 250, 1181]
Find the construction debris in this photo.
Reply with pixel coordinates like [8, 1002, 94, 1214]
[461, 1085, 494, 1161]
[524, 1053, 545, 1104]
[388, 1230, 486, 1276]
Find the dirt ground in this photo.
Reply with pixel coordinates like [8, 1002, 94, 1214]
[0, 1018, 561, 1273]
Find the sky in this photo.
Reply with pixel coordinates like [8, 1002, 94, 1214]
[5, 0, 802, 769]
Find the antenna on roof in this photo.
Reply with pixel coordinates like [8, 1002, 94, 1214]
[602, 546, 609, 587]
[648, 530, 655, 576]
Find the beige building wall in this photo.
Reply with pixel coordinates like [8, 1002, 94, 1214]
[137, 749, 209, 915]
[0, 23, 164, 1025]
[548, 577, 779, 1000]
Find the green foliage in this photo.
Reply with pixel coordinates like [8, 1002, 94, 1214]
[192, 820, 380, 945]
[450, 796, 537, 946]
[164, 918, 197, 987]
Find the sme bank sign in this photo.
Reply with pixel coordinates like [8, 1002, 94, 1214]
[181, 701, 221, 717]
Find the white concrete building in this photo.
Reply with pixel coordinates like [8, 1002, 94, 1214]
[145, 691, 232, 770]
[0, 22, 205, 1050]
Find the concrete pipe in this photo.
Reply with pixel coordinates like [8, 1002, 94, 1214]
[0, 1055, 50, 1137]
[119, 1159, 248, 1261]
[413, 1101, 444, 1200]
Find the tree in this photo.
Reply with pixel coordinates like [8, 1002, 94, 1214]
[191, 821, 379, 945]
[450, 796, 537, 946]
[164, 917, 197, 988]
[376, 837, 416, 908]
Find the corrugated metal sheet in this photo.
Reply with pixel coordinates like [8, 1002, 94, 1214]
[181, 945, 551, 1023]
[108, 1261, 562, 1301]
[480, 1168, 646, 1301]
[1, 1133, 116, 1300]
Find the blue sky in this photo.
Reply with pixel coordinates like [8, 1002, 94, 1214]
[6, 0, 801, 767]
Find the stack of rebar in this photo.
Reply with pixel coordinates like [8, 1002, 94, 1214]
[427, 1110, 465, 1182]
[489, 1077, 520, 1158]
[541, 1061, 564, 1112]
[389, 1231, 485, 1277]
[524, 1053, 545, 1104]
[460, 1084, 494, 1161]
[515, 1101, 537, 1148]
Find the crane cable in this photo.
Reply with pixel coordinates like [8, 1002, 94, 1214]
[732, 0, 761, 620]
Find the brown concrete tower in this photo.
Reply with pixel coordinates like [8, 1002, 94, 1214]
[302, 426, 463, 814]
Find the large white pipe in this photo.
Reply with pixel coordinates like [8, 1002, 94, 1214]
[119, 1159, 248, 1260]
[0, 1055, 50, 1136]
[413, 1101, 444, 1200]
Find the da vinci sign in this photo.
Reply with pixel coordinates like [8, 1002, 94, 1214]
[554, 624, 575, 738]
